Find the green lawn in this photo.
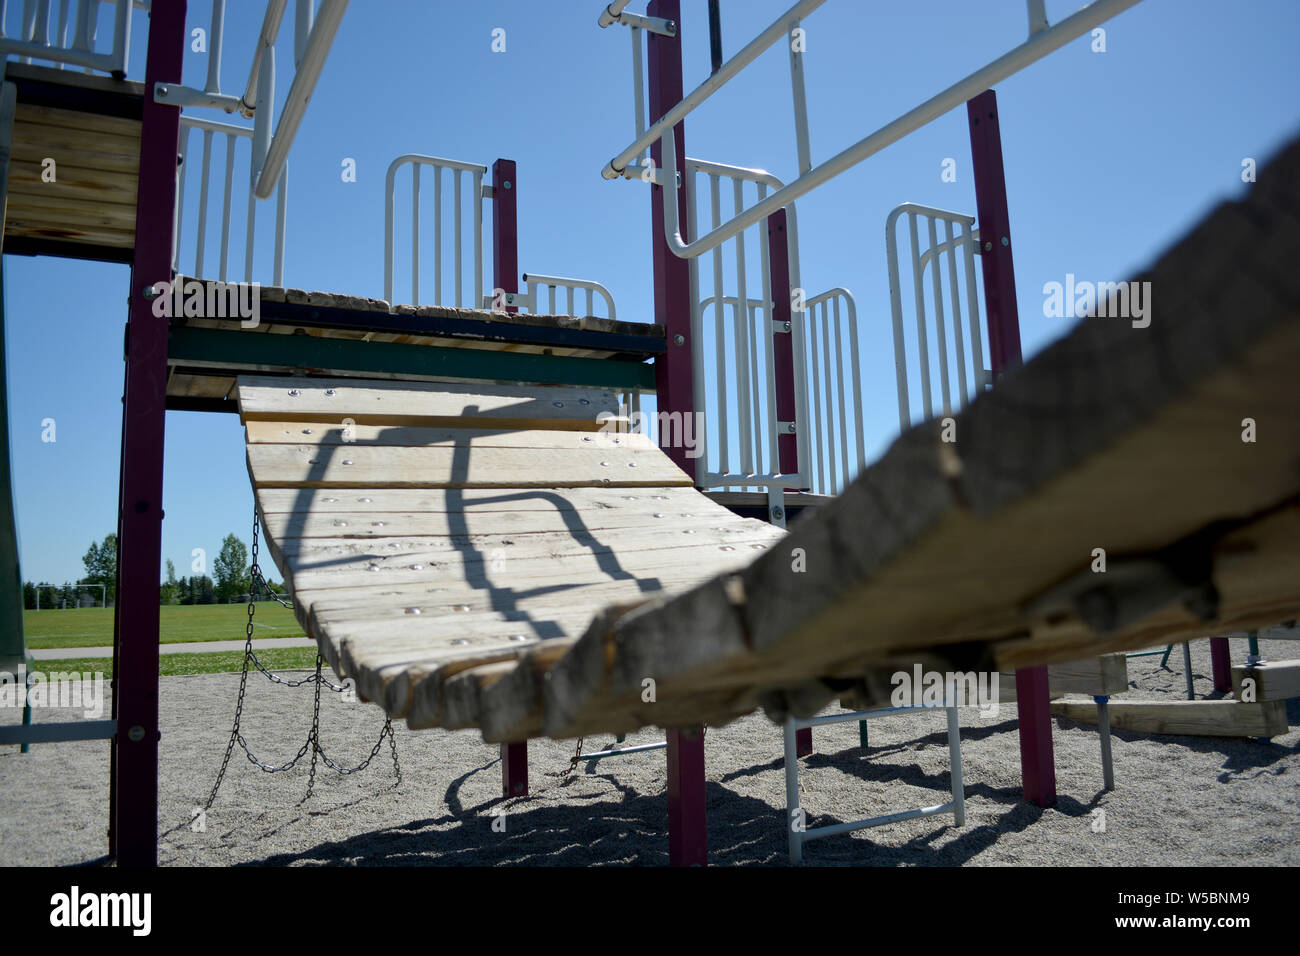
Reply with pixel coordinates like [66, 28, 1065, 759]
[40, 646, 322, 679]
[22, 603, 306, 649]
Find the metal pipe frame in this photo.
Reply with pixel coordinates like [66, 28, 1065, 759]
[784, 706, 964, 864]
[384, 153, 487, 308]
[111, 0, 185, 867]
[653, 0, 1144, 261]
[603, 0, 825, 179]
[494, 272, 618, 321]
[253, 0, 347, 199]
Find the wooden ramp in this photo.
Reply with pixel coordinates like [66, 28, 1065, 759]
[243, 135, 1300, 743]
[238, 376, 788, 736]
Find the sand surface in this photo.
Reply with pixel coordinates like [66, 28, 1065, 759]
[2, 631, 1296, 866]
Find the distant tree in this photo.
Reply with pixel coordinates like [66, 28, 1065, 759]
[160, 559, 179, 605]
[192, 575, 216, 605]
[214, 534, 251, 602]
[22, 581, 35, 610]
[81, 534, 117, 602]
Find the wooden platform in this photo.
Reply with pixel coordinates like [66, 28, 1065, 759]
[168, 281, 664, 409]
[2, 63, 143, 261]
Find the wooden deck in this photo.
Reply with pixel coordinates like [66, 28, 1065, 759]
[168, 281, 664, 407]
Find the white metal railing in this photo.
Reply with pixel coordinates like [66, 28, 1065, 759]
[801, 287, 863, 495]
[485, 273, 617, 322]
[885, 202, 987, 431]
[384, 153, 487, 309]
[174, 115, 287, 286]
[603, 0, 1143, 260]
[685, 157, 810, 494]
[0, 0, 139, 75]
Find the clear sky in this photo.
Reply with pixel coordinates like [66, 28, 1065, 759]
[5, 0, 1298, 585]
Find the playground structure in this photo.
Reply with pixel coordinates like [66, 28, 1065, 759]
[0, 0, 1296, 870]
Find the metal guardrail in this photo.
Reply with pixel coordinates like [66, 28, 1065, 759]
[174, 115, 287, 286]
[0, 0, 139, 75]
[885, 202, 987, 431]
[486, 273, 617, 322]
[384, 153, 488, 309]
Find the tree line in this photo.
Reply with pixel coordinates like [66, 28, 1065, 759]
[23, 532, 284, 609]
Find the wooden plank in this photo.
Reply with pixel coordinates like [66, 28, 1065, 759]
[1231, 659, 1300, 702]
[1051, 699, 1289, 738]
[1044, 654, 1128, 696]
[256, 484, 708, 515]
[8, 157, 137, 204]
[13, 102, 141, 139]
[3, 217, 134, 248]
[7, 190, 139, 225]
[11, 137, 141, 173]
[245, 420, 657, 451]
[237, 375, 626, 430]
[245, 442, 691, 489]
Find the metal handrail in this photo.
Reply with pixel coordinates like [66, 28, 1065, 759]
[650, 0, 1143, 261]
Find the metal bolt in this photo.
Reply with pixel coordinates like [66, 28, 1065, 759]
[288, 388, 300, 396]
[786, 422, 796, 433]
[128, 725, 146, 742]
[156, 85, 168, 97]
[1001, 236, 1009, 246]
[983, 241, 993, 251]
[783, 321, 792, 332]
[674, 333, 685, 345]
[667, 20, 677, 32]
[324, 388, 336, 396]
[771, 506, 785, 520]
[142, 284, 162, 300]
[503, 180, 513, 189]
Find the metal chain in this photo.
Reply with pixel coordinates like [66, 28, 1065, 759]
[204, 509, 401, 809]
[546, 737, 584, 780]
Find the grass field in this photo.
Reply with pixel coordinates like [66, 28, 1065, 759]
[31, 646, 322, 678]
[22, 603, 306, 649]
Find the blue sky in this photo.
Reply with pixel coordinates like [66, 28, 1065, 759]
[5, 0, 1298, 585]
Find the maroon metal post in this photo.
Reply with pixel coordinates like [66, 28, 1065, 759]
[111, 0, 187, 866]
[766, 210, 811, 757]
[491, 157, 528, 796]
[1209, 637, 1231, 694]
[968, 89, 1054, 807]
[647, 0, 706, 866]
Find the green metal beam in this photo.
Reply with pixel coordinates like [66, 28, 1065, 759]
[167, 326, 657, 392]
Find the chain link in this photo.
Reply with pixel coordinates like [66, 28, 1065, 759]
[204, 509, 401, 810]
[545, 737, 584, 780]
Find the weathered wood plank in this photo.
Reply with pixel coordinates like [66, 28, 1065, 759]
[1231, 659, 1300, 702]
[238, 376, 626, 430]
[245, 442, 690, 489]
[1051, 699, 1289, 738]
[246, 420, 657, 451]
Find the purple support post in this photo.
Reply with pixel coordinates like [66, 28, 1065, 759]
[766, 210, 811, 758]
[646, 0, 706, 867]
[492, 157, 528, 797]
[1209, 638, 1231, 694]
[110, 0, 187, 866]
[968, 89, 1054, 807]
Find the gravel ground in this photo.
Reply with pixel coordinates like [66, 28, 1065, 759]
[2, 631, 1297, 866]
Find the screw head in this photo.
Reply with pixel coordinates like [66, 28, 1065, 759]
[503, 180, 513, 189]
[983, 241, 993, 251]
[771, 506, 784, 520]
[127, 725, 146, 742]
[1001, 236, 1009, 246]
[786, 423, 796, 433]
[673, 333, 685, 345]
